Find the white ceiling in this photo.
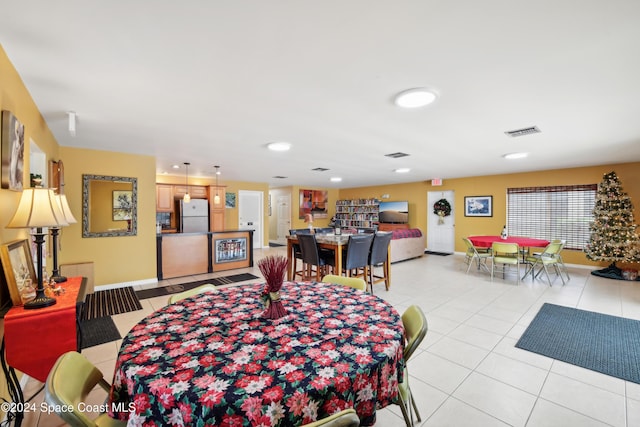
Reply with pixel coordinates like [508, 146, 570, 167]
[1, 1, 640, 188]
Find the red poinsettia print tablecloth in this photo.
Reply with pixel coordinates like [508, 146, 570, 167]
[109, 281, 405, 426]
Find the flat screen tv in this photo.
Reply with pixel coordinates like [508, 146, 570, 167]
[378, 201, 409, 223]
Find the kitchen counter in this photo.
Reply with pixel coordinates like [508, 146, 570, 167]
[156, 230, 254, 279]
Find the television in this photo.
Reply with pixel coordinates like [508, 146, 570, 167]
[378, 201, 409, 223]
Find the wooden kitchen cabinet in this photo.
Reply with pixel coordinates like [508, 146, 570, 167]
[174, 185, 207, 199]
[156, 184, 174, 212]
[209, 186, 226, 231]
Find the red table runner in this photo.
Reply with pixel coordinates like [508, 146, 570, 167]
[468, 235, 550, 249]
[4, 276, 84, 382]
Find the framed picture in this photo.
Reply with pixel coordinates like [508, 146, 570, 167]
[464, 196, 493, 217]
[299, 189, 328, 219]
[113, 190, 133, 220]
[215, 237, 247, 263]
[1, 110, 25, 190]
[0, 239, 37, 305]
[225, 192, 236, 208]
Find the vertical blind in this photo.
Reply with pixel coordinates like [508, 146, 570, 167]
[507, 184, 597, 250]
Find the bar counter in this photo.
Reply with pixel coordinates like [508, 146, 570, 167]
[156, 230, 254, 279]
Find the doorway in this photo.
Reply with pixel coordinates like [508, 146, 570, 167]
[427, 190, 455, 254]
[239, 190, 264, 249]
[276, 194, 291, 244]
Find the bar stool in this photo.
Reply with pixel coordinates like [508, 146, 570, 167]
[368, 232, 393, 293]
[342, 234, 374, 279]
[297, 233, 335, 281]
[289, 228, 312, 280]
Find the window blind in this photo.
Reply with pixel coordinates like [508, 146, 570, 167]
[507, 185, 596, 250]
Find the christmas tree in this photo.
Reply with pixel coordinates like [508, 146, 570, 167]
[585, 171, 640, 279]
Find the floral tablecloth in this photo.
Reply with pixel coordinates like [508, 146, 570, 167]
[109, 281, 405, 426]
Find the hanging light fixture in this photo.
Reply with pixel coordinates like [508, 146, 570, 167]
[183, 162, 191, 203]
[214, 165, 221, 204]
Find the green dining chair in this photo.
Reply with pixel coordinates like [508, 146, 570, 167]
[45, 351, 127, 427]
[491, 242, 520, 284]
[301, 408, 360, 426]
[523, 241, 566, 286]
[321, 274, 367, 291]
[462, 237, 491, 274]
[168, 284, 218, 304]
[395, 305, 428, 427]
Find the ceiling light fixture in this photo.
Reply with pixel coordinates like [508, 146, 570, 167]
[67, 111, 77, 136]
[503, 152, 529, 159]
[183, 162, 191, 203]
[330, 177, 342, 182]
[214, 166, 221, 204]
[394, 88, 437, 108]
[394, 168, 411, 173]
[267, 142, 291, 152]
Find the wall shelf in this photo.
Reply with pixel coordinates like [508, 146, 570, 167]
[335, 198, 379, 229]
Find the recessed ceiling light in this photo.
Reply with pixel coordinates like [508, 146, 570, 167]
[172, 164, 180, 169]
[330, 177, 342, 182]
[503, 152, 529, 159]
[394, 168, 411, 173]
[267, 142, 291, 151]
[394, 88, 437, 108]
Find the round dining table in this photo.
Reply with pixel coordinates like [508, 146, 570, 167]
[108, 281, 405, 426]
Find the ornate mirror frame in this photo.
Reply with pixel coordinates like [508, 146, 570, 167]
[82, 174, 138, 238]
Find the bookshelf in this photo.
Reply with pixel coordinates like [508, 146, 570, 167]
[335, 198, 379, 229]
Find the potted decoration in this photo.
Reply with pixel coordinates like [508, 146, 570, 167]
[258, 255, 288, 319]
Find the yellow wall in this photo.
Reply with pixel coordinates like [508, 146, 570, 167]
[339, 162, 640, 268]
[60, 147, 157, 286]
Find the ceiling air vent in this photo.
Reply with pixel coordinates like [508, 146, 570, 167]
[312, 167, 329, 172]
[504, 126, 541, 137]
[272, 176, 287, 179]
[385, 152, 410, 158]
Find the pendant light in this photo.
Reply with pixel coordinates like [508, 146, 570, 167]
[214, 165, 221, 204]
[183, 162, 191, 203]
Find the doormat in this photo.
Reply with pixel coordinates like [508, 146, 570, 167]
[136, 273, 259, 300]
[81, 286, 143, 320]
[79, 316, 121, 349]
[516, 303, 640, 384]
[269, 242, 285, 247]
[425, 251, 452, 256]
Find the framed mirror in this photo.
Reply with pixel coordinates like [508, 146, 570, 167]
[82, 174, 137, 237]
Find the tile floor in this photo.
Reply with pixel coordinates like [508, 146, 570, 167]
[22, 246, 640, 427]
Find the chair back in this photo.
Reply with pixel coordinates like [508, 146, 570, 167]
[45, 351, 113, 427]
[344, 234, 374, 270]
[462, 237, 477, 255]
[301, 408, 360, 427]
[491, 242, 519, 257]
[297, 233, 322, 265]
[168, 284, 218, 304]
[314, 227, 334, 235]
[541, 241, 563, 257]
[321, 274, 367, 291]
[289, 228, 312, 236]
[369, 232, 393, 265]
[401, 305, 428, 361]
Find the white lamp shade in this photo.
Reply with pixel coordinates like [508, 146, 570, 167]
[56, 194, 77, 224]
[184, 193, 191, 203]
[7, 188, 68, 229]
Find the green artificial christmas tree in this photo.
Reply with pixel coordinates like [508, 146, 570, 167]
[585, 171, 640, 279]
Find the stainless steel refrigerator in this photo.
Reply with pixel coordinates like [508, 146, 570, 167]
[178, 199, 209, 233]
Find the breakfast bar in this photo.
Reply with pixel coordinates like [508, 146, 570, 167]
[156, 230, 254, 279]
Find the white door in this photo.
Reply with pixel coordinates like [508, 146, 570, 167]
[239, 190, 264, 249]
[427, 190, 455, 253]
[276, 195, 291, 243]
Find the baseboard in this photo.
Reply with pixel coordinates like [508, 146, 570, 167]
[95, 277, 158, 292]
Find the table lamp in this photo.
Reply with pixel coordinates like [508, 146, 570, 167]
[50, 194, 77, 283]
[6, 188, 68, 309]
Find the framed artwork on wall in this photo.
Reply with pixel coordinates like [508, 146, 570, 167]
[464, 196, 493, 217]
[226, 192, 236, 208]
[0, 239, 37, 305]
[1, 110, 25, 190]
[299, 189, 329, 219]
[113, 190, 133, 220]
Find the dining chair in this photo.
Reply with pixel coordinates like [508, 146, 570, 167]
[290, 228, 313, 279]
[297, 233, 336, 281]
[45, 351, 127, 427]
[490, 242, 520, 284]
[314, 227, 334, 234]
[301, 408, 360, 427]
[368, 232, 393, 293]
[321, 274, 367, 291]
[396, 305, 428, 427]
[531, 239, 570, 282]
[168, 284, 218, 304]
[342, 233, 374, 279]
[462, 237, 491, 274]
[523, 241, 566, 286]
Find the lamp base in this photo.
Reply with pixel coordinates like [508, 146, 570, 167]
[24, 294, 57, 310]
[52, 275, 67, 283]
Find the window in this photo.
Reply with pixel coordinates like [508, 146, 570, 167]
[507, 185, 596, 250]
